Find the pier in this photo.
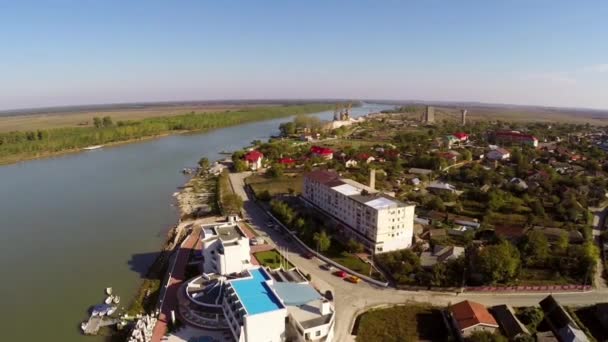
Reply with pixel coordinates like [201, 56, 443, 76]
[83, 316, 119, 335]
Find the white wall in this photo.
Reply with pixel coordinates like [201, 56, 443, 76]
[243, 308, 287, 342]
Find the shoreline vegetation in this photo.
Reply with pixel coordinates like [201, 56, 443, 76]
[0, 103, 334, 165]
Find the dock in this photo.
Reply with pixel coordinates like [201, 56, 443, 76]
[83, 316, 119, 335]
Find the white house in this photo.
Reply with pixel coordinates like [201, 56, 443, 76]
[486, 148, 510, 161]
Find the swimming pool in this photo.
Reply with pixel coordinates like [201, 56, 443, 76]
[230, 268, 284, 315]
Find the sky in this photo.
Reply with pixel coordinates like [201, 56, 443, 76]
[1, 1, 608, 110]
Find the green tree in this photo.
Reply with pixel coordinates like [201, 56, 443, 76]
[313, 230, 331, 252]
[234, 159, 248, 172]
[346, 238, 365, 253]
[197, 157, 210, 169]
[279, 122, 296, 136]
[222, 193, 243, 215]
[556, 231, 569, 254]
[102, 116, 113, 127]
[467, 331, 508, 342]
[93, 117, 102, 128]
[268, 163, 284, 179]
[475, 241, 521, 284]
[522, 230, 549, 266]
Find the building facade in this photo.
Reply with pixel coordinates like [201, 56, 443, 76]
[243, 150, 264, 170]
[302, 170, 415, 254]
[201, 220, 251, 275]
[494, 130, 539, 147]
[222, 267, 335, 342]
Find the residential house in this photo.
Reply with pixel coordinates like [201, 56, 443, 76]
[490, 305, 530, 340]
[449, 300, 499, 338]
[494, 130, 539, 148]
[310, 146, 334, 160]
[243, 150, 264, 171]
[539, 295, 589, 342]
[486, 148, 511, 161]
[278, 157, 296, 167]
[453, 132, 469, 142]
[409, 168, 434, 176]
[509, 177, 528, 190]
[494, 225, 528, 242]
[356, 153, 375, 164]
[427, 181, 457, 194]
[345, 159, 358, 168]
[420, 245, 464, 268]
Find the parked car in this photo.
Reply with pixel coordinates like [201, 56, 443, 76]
[333, 270, 347, 278]
[249, 237, 264, 246]
[345, 276, 361, 284]
[301, 252, 314, 259]
[320, 263, 334, 271]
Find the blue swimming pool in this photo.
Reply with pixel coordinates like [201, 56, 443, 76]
[230, 268, 284, 315]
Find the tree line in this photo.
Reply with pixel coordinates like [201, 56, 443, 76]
[0, 103, 334, 165]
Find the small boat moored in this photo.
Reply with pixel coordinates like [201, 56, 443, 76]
[105, 287, 112, 295]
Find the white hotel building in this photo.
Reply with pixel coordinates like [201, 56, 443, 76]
[302, 170, 415, 254]
[201, 219, 252, 275]
[222, 267, 335, 342]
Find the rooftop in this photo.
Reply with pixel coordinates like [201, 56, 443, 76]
[202, 223, 246, 243]
[450, 300, 498, 330]
[229, 268, 284, 315]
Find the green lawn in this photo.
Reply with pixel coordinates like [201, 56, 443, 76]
[247, 173, 303, 197]
[355, 304, 448, 342]
[254, 249, 294, 269]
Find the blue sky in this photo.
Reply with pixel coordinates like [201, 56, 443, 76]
[1, 1, 608, 110]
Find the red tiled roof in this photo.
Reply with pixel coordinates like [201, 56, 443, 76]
[278, 157, 296, 164]
[304, 170, 339, 184]
[356, 153, 372, 160]
[496, 130, 538, 141]
[453, 132, 469, 140]
[244, 150, 263, 162]
[450, 300, 498, 330]
[494, 225, 528, 239]
[310, 146, 334, 155]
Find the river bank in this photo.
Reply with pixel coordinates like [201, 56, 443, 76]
[0, 103, 335, 166]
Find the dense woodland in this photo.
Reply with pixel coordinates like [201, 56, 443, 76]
[0, 103, 333, 164]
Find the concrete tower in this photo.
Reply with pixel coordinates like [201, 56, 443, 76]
[461, 109, 467, 125]
[425, 106, 435, 124]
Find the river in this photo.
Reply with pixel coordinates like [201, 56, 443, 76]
[0, 103, 392, 341]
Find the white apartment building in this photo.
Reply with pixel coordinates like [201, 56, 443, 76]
[201, 220, 251, 275]
[302, 170, 415, 254]
[222, 267, 335, 342]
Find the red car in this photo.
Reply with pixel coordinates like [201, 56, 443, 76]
[301, 252, 314, 259]
[333, 270, 347, 278]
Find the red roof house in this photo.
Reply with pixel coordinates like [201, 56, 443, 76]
[310, 146, 334, 160]
[243, 150, 264, 170]
[449, 300, 499, 337]
[278, 157, 296, 166]
[453, 132, 469, 141]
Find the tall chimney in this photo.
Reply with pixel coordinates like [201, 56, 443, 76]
[461, 109, 467, 125]
[369, 169, 376, 190]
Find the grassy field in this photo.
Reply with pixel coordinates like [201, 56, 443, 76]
[355, 304, 448, 342]
[253, 249, 294, 269]
[247, 173, 303, 197]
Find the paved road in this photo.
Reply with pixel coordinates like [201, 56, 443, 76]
[229, 172, 608, 342]
[590, 205, 607, 290]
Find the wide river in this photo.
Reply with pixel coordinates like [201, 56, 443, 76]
[0, 103, 392, 341]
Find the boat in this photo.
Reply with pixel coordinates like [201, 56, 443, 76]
[219, 150, 232, 155]
[83, 145, 103, 150]
[106, 306, 117, 316]
[113, 295, 120, 304]
[105, 295, 114, 304]
[81, 321, 88, 332]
